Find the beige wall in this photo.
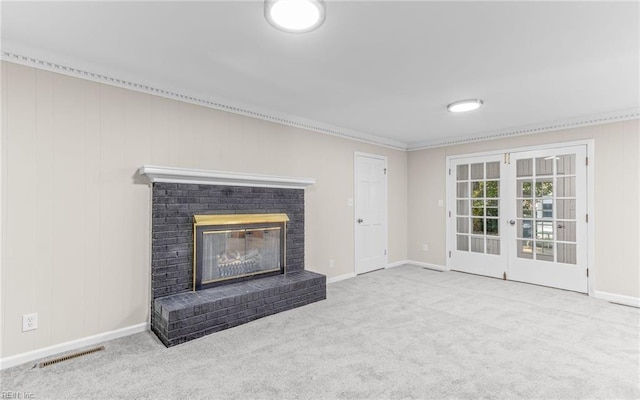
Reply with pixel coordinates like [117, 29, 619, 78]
[408, 120, 640, 298]
[0, 62, 408, 358]
[2, 59, 638, 361]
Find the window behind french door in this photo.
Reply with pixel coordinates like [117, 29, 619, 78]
[448, 144, 588, 293]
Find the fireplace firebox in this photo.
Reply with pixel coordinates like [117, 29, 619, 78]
[193, 214, 288, 290]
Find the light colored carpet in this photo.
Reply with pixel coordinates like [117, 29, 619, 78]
[2, 265, 639, 400]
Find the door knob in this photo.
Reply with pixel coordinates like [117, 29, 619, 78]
[357, 218, 363, 223]
[508, 219, 516, 226]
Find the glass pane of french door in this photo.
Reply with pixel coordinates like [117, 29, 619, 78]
[514, 154, 578, 263]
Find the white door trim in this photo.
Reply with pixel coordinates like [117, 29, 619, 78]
[446, 140, 594, 161]
[445, 139, 595, 295]
[354, 152, 388, 275]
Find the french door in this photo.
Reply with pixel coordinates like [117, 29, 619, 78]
[450, 154, 507, 279]
[449, 145, 588, 293]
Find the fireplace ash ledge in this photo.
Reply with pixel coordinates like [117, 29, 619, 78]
[139, 165, 315, 190]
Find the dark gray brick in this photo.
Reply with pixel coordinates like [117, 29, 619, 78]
[149, 182, 322, 347]
[152, 271, 325, 347]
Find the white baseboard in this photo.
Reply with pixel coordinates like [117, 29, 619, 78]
[387, 260, 449, 271]
[405, 260, 449, 272]
[329, 261, 446, 282]
[593, 291, 640, 308]
[0, 322, 149, 371]
[327, 272, 357, 284]
[386, 260, 410, 269]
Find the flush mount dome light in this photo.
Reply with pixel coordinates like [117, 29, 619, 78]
[265, 0, 326, 33]
[447, 99, 484, 113]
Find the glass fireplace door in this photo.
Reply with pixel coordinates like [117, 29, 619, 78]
[200, 227, 282, 283]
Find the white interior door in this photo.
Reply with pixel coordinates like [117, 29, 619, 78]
[355, 153, 387, 275]
[448, 144, 589, 293]
[449, 155, 507, 278]
[506, 146, 588, 292]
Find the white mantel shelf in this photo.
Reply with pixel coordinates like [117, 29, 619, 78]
[138, 165, 315, 190]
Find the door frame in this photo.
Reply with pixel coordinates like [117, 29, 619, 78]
[445, 139, 595, 295]
[354, 151, 388, 275]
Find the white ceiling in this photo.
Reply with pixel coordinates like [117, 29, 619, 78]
[2, 1, 639, 150]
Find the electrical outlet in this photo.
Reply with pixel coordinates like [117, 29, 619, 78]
[422, 244, 429, 252]
[23, 313, 38, 332]
[329, 259, 335, 268]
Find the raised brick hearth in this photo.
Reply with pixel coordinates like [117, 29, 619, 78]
[153, 271, 325, 346]
[143, 170, 326, 347]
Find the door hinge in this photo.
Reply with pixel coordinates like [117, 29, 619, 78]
[384, 249, 387, 256]
[586, 214, 589, 223]
[586, 157, 589, 166]
[384, 168, 387, 175]
[448, 251, 452, 258]
[503, 272, 507, 280]
[448, 211, 452, 217]
[449, 168, 452, 175]
[586, 268, 589, 277]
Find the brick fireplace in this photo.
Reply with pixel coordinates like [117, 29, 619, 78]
[140, 166, 326, 347]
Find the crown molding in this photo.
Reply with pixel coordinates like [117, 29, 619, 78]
[407, 108, 640, 151]
[0, 51, 409, 151]
[138, 165, 315, 190]
[2, 51, 637, 153]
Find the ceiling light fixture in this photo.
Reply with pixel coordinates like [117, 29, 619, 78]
[447, 99, 484, 113]
[265, 0, 326, 33]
